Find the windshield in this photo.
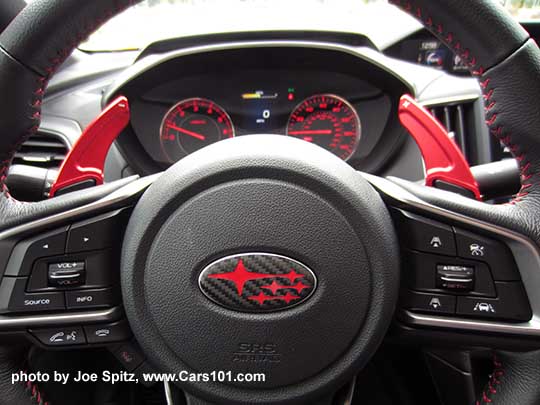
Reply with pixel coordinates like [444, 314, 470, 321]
[28, 0, 540, 52]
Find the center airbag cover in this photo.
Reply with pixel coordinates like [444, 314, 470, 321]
[121, 135, 398, 402]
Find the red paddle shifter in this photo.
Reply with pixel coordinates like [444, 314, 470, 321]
[398, 94, 481, 200]
[49, 96, 130, 197]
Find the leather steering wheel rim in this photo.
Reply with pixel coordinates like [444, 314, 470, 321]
[0, 1, 540, 404]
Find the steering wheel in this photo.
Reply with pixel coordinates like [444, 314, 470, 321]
[0, 0, 539, 404]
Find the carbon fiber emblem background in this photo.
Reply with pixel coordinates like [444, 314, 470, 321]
[198, 253, 317, 312]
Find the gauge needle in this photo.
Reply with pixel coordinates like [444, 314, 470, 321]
[167, 124, 206, 141]
[288, 130, 333, 135]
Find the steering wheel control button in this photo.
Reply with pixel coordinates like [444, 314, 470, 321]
[454, 228, 520, 281]
[66, 209, 129, 253]
[66, 288, 117, 309]
[113, 343, 145, 371]
[456, 282, 532, 322]
[198, 253, 317, 312]
[48, 261, 85, 287]
[404, 251, 495, 297]
[84, 321, 132, 344]
[402, 291, 456, 315]
[436, 265, 474, 291]
[392, 209, 456, 256]
[4, 226, 68, 276]
[0, 278, 65, 313]
[28, 250, 118, 292]
[30, 327, 86, 346]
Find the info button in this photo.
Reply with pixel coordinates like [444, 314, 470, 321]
[66, 288, 117, 309]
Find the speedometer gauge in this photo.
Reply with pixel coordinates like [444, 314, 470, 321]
[286, 94, 361, 160]
[160, 98, 234, 162]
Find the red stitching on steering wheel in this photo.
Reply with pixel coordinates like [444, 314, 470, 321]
[0, 0, 139, 198]
[476, 355, 505, 405]
[389, 0, 532, 204]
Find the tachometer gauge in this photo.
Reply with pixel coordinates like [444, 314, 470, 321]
[160, 98, 234, 162]
[286, 94, 361, 160]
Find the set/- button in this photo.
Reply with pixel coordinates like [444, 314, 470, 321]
[402, 290, 456, 315]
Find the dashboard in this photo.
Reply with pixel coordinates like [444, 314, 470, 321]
[30, 22, 532, 201]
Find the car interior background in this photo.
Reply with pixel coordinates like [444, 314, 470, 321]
[1, 1, 540, 404]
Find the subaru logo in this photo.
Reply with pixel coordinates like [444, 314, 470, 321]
[198, 253, 317, 312]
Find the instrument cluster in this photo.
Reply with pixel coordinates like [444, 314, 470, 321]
[159, 93, 361, 162]
[111, 45, 409, 174]
[134, 67, 384, 166]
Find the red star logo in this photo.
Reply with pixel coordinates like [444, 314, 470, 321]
[248, 292, 273, 305]
[261, 281, 284, 295]
[282, 270, 306, 283]
[261, 280, 310, 294]
[248, 291, 301, 305]
[208, 259, 306, 296]
[290, 281, 309, 293]
[281, 292, 301, 304]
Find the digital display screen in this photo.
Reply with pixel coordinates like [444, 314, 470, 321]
[235, 88, 298, 133]
[416, 40, 468, 72]
[397, 38, 470, 75]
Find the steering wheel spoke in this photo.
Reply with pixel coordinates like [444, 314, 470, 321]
[0, 174, 157, 337]
[365, 173, 539, 341]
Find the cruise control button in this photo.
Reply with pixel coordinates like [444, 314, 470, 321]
[0, 278, 65, 313]
[392, 209, 456, 256]
[454, 228, 520, 281]
[436, 265, 474, 291]
[402, 291, 456, 315]
[30, 327, 86, 346]
[84, 320, 132, 344]
[4, 227, 68, 276]
[456, 282, 531, 322]
[66, 288, 117, 309]
[404, 251, 495, 297]
[67, 209, 130, 253]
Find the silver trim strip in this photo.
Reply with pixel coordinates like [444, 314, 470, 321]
[420, 94, 479, 108]
[0, 307, 122, 330]
[164, 381, 174, 405]
[0, 174, 158, 241]
[363, 173, 540, 337]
